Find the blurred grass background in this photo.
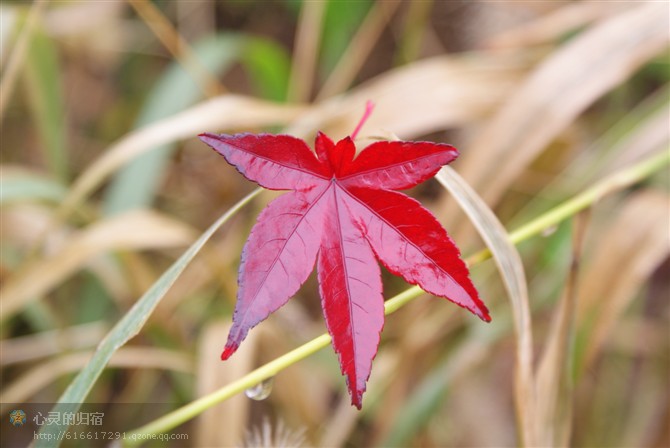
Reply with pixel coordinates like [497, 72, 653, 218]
[1, 1, 668, 447]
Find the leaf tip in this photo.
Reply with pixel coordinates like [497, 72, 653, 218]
[198, 132, 218, 145]
[221, 343, 238, 361]
[351, 393, 363, 410]
[447, 147, 459, 160]
[476, 306, 492, 323]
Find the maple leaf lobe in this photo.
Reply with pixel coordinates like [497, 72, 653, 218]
[199, 132, 329, 191]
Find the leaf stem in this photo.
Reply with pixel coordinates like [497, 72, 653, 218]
[351, 100, 375, 140]
[122, 148, 668, 445]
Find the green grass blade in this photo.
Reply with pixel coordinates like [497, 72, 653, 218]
[0, 170, 67, 204]
[242, 38, 291, 102]
[36, 188, 261, 448]
[103, 34, 291, 216]
[320, 0, 372, 75]
[103, 34, 244, 216]
[24, 25, 67, 182]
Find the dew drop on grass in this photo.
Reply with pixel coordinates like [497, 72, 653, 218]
[542, 225, 558, 237]
[245, 377, 274, 400]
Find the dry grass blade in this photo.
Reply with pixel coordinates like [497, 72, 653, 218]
[58, 96, 306, 219]
[2, 205, 59, 252]
[535, 212, 589, 447]
[0, 0, 48, 121]
[42, 1, 123, 38]
[287, 0, 326, 102]
[319, 395, 361, 448]
[160, 225, 245, 312]
[577, 190, 670, 372]
[0, 321, 107, 366]
[319, 347, 400, 446]
[316, 0, 401, 100]
[287, 51, 530, 139]
[435, 167, 535, 445]
[503, 150, 669, 252]
[1, 209, 195, 321]
[516, 89, 669, 224]
[196, 322, 258, 447]
[594, 105, 669, 179]
[457, 2, 670, 206]
[0, 347, 192, 410]
[263, 323, 330, 434]
[379, 329, 498, 447]
[128, 0, 223, 97]
[485, 1, 632, 49]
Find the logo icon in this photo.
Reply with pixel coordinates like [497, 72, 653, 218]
[9, 410, 27, 427]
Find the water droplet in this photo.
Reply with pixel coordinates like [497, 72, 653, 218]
[542, 225, 558, 237]
[245, 377, 274, 401]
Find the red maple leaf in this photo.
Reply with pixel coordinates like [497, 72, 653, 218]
[199, 104, 490, 409]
